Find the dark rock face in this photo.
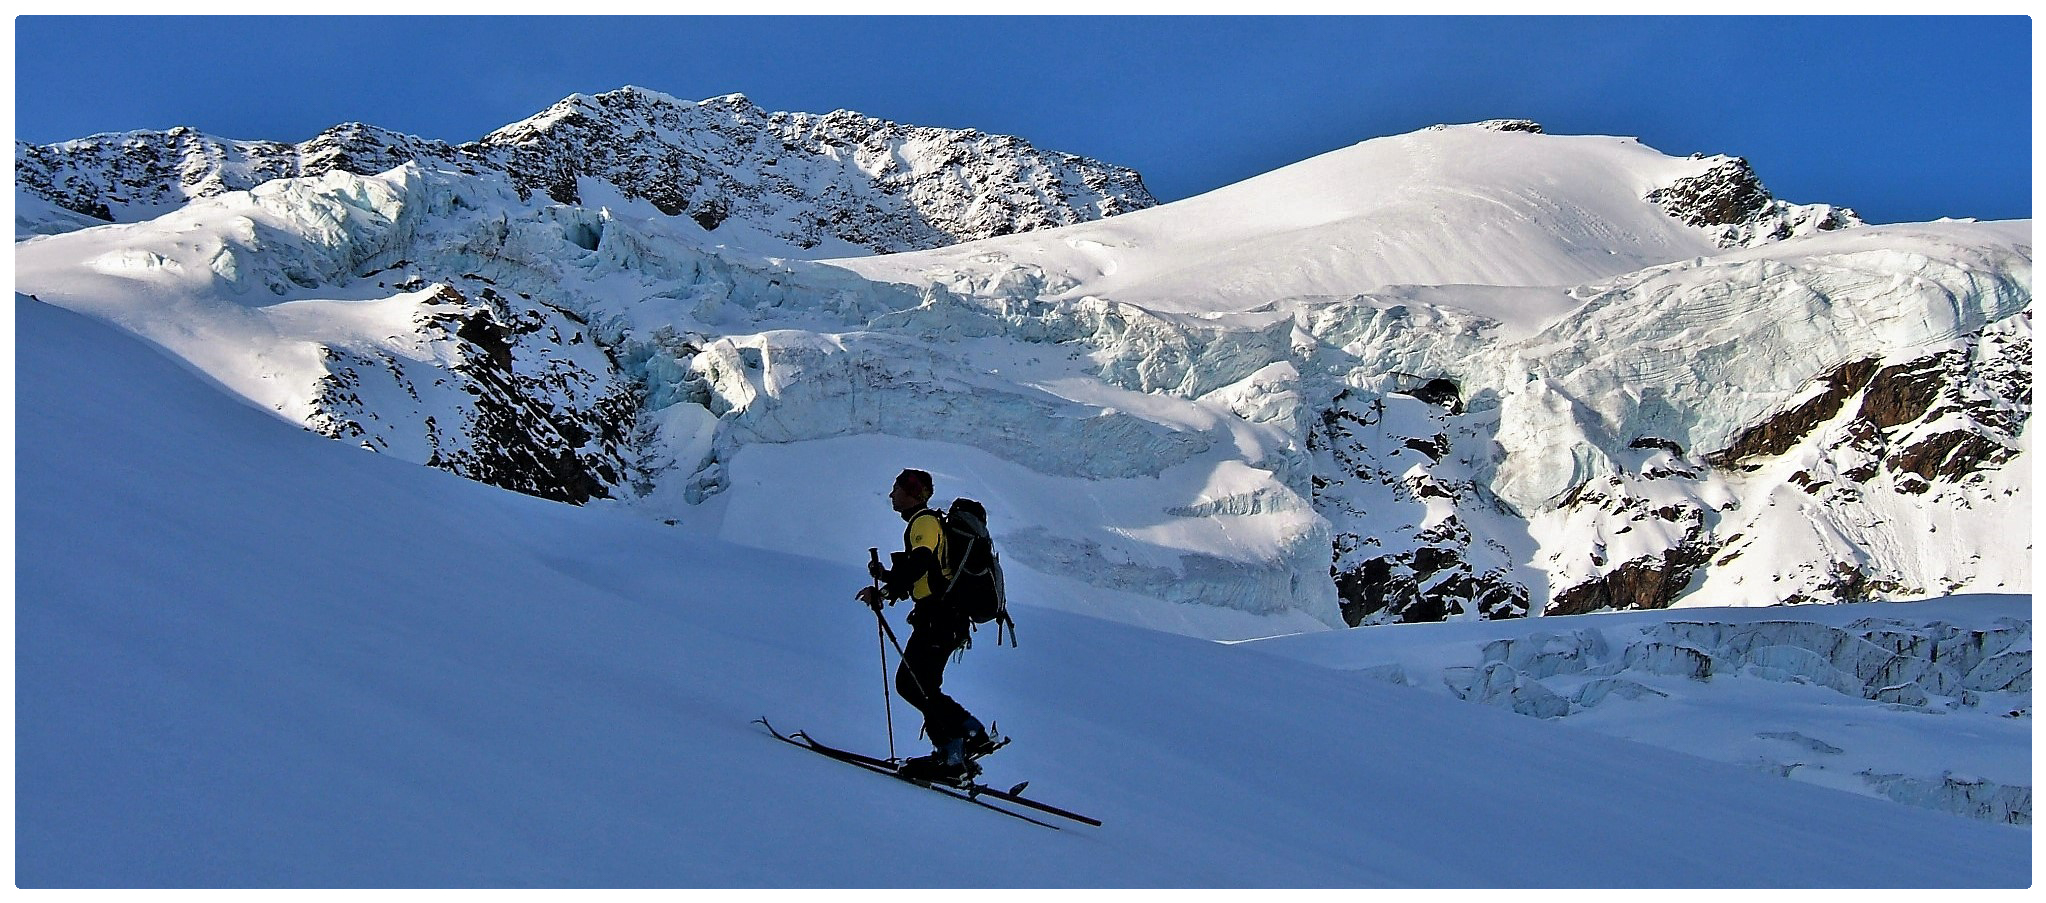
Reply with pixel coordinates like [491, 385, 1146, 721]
[1861, 356, 1952, 429]
[1710, 358, 1881, 469]
[1730, 316, 2029, 498]
[17, 87, 1157, 254]
[1649, 156, 1775, 228]
[474, 90, 1156, 252]
[1313, 388, 1529, 626]
[15, 124, 473, 221]
[296, 123, 478, 180]
[1410, 377, 1463, 412]
[1557, 313, 2029, 613]
[1312, 309, 2025, 624]
[1548, 543, 1716, 616]
[304, 283, 641, 505]
[1648, 156, 1862, 248]
[1541, 460, 1721, 616]
[1858, 318, 2029, 489]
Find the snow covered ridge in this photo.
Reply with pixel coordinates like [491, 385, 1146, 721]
[1439, 119, 1863, 248]
[1249, 596, 2032, 826]
[13, 117, 2030, 640]
[14, 123, 477, 230]
[481, 88, 1156, 251]
[15, 85, 1156, 252]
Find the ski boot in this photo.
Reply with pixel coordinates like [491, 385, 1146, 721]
[962, 718, 1006, 761]
[897, 736, 978, 784]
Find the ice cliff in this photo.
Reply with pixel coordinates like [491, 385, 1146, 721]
[1253, 597, 2031, 826]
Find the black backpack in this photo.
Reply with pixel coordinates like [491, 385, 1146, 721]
[938, 498, 1017, 647]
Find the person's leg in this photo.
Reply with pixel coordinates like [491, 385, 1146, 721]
[896, 626, 972, 747]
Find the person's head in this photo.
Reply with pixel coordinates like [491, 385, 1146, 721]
[888, 468, 934, 517]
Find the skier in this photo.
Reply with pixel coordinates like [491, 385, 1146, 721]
[855, 468, 994, 780]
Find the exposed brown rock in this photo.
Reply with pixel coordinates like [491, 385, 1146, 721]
[1858, 354, 1954, 429]
[1892, 430, 2016, 483]
[1548, 542, 1716, 616]
[1709, 358, 1880, 468]
[1648, 157, 1773, 228]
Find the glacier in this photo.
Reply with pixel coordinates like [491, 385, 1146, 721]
[14, 104, 2030, 643]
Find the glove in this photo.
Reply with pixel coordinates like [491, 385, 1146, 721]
[856, 585, 884, 612]
[868, 559, 889, 582]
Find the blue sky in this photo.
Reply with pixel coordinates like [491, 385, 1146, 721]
[11, 15, 2032, 224]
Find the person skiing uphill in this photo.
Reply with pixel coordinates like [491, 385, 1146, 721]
[855, 468, 994, 781]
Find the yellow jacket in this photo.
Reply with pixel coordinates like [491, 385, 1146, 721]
[902, 509, 952, 601]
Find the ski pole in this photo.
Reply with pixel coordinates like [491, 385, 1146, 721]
[869, 550, 938, 739]
[870, 548, 896, 760]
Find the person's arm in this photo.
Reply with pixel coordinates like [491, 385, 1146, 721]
[881, 513, 944, 599]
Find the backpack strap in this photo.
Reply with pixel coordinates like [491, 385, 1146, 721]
[899, 508, 950, 599]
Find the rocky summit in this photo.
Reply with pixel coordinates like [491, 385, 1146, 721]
[16, 85, 1156, 252]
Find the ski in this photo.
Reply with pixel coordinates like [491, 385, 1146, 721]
[756, 718, 1063, 830]
[808, 736, 1098, 827]
[756, 717, 1101, 827]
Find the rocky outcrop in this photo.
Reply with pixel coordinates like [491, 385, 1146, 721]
[1308, 298, 2026, 622]
[479, 89, 1155, 251]
[1648, 155, 1862, 248]
[1709, 357, 1882, 470]
[16, 87, 1156, 253]
[14, 125, 471, 222]
[1313, 386, 1530, 626]
[1431, 119, 1544, 134]
[1750, 315, 2027, 497]
[1547, 543, 1716, 616]
[305, 282, 641, 504]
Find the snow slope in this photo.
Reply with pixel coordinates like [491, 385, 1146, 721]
[15, 296, 2030, 888]
[824, 122, 1846, 315]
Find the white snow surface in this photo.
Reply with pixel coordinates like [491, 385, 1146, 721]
[827, 124, 1729, 316]
[14, 296, 2032, 887]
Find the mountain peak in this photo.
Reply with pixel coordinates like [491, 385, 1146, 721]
[1428, 119, 1545, 134]
[16, 87, 1157, 253]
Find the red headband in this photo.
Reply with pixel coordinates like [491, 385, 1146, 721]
[894, 468, 934, 498]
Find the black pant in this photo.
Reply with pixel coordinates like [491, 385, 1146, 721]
[896, 614, 974, 746]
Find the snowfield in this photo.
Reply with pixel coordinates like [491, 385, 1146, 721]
[13, 297, 2031, 887]
[828, 123, 1827, 312]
